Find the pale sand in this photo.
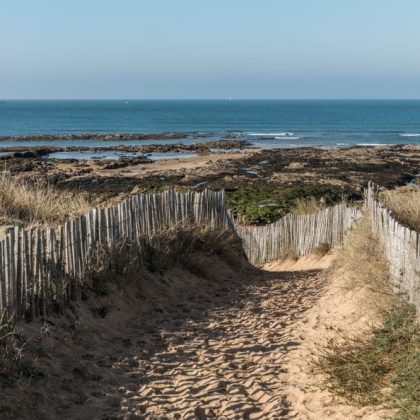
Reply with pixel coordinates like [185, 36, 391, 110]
[4, 252, 391, 419]
[56, 150, 256, 182]
[265, 254, 393, 419]
[118, 151, 253, 177]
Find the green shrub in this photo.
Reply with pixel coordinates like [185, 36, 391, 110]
[227, 185, 338, 224]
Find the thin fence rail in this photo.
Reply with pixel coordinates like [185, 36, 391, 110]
[365, 182, 420, 315]
[234, 203, 362, 265]
[0, 189, 228, 318]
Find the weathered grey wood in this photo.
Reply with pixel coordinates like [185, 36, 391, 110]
[0, 189, 230, 317]
[365, 182, 420, 317]
[0, 241, 5, 311]
[2, 188, 391, 320]
[234, 203, 362, 265]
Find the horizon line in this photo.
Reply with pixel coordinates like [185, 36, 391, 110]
[2, 98, 420, 101]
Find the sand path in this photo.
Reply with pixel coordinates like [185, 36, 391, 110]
[9, 253, 387, 419]
[70, 262, 327, 419]
[122, 274, 322, 418]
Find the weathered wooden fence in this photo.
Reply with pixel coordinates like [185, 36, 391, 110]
[234, 203, 362, 265]
[2, 182, 416, 321]
[0, 189, 228, 318]
[365, 182, 420, 314]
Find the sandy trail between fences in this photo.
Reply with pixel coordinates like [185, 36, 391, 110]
[6, 253, 389, 419]
[117, 264, 324, 419]
[69, 258, 327, 419]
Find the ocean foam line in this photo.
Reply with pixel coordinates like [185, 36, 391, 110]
[274, 136, 301, 140]
[399, 133, 420, 137]
[247, 132, 295, 137]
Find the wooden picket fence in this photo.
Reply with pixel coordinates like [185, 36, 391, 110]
[234, 203, 362, 265]
[365, 182, 420, 314]
[2, 182, 417, 322]
[0, 189, 228, 318]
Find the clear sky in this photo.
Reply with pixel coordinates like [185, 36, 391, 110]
[1, 0, 420, 99]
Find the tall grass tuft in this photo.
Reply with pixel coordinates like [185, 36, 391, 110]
[335, 215, 393, 309]
[290, 196, 328, 215]
[0, 172, 90, 226]
[86, 225, 242, 295]
[0, 311, 38, 386]
[380, 187, 420, 232]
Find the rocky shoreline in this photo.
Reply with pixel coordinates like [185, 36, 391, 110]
[0, 140, 251, 159]
[1, 144, 418, 220]
[0, 132, 213, 142]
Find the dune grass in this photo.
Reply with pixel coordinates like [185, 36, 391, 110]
[0, 311, 39, 387]
[318, 216, 419, 419]
[87, 225, 242, 297]
[318, 302, 419, 419]
[336, 216, 393, 307]
[0, 172, 91, 226]
[380, 187, 420, 232]
[289, 196, 328, 215]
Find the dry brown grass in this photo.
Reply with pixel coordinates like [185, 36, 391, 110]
[290, 196, 328, 215]
[312, 242, 332, 256]
[334, 215, 394, 311]
[0, 172, 91, 227]
[380, 187, 420, 232]
[86, 225, 242, 296]
[0, 311, 38, 387]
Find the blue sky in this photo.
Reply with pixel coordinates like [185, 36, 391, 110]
[1, 0, 420, 99]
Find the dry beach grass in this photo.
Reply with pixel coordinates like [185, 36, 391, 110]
[317, 217, 420, 419]
[0, 172, 90, 226]
[380, 186, 420, 231]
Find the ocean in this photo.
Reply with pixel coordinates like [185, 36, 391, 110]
[0, 100, 420, 149]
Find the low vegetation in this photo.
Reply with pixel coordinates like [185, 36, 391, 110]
[0, 172, 91, 226]
[0, 312, 38, 387]
[227, 185, 337, 224]
[319, 216, 419, 419]
[87, 225, 242, 297]
[380, 187, 420, 232]
[336, 216, 393, 307]
[289, 196, 328, 215]
[319, 302, 419, 419]
[312, 242, 331, 256]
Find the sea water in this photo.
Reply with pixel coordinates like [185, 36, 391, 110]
[0, 100, 419, 149]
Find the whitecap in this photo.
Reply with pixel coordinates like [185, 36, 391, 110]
[274, 136, 301, 140]
[399, 133, 420, 137]
[247, 132, 295, 137]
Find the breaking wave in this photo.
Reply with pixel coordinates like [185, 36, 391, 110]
[247, 132, 295, 137]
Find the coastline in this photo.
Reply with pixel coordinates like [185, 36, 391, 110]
[2, 144, 418, 206]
